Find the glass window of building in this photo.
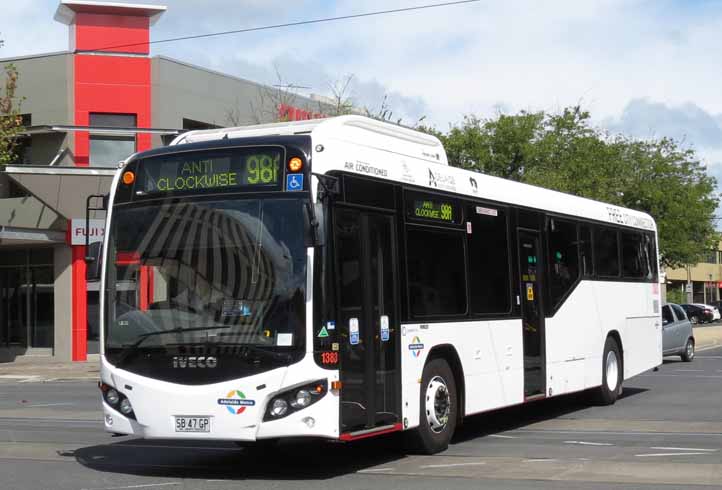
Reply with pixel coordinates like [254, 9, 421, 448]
[89, 113, 136, 167]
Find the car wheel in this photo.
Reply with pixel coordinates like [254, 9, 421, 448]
[408, 358, 457, 454]
[690, 315, 699, 325]
[593, 337, 622, 406]
[681, 338, 695, 362]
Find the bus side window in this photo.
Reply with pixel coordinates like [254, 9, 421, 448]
[579, 225, 593, 277]
[621, 231, 646, 279]
[547, 218, 580, 307]
[646, 232, 659, 281]
[406, 227, 467, 317]
[595, 226, 620, 278]
[466, 204, 511, 315]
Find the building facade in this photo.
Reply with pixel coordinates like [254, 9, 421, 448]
[0, 1, 328, 362]
[665, 242, 722, 305]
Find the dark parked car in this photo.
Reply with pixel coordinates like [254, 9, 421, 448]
[662, 303, 695, 361]
[680, 303, 714, 324]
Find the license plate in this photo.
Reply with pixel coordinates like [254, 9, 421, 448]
[174, 416, 210, 433]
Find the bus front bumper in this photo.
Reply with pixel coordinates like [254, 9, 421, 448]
[100, 356, 340, 442]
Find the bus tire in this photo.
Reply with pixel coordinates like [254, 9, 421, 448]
[409, 358, 457, 454]
[594, 336, 622, 406]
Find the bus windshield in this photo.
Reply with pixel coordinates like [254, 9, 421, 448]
[104, 196, 308, 379]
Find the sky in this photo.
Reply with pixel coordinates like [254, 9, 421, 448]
[3, 0, 722, 192]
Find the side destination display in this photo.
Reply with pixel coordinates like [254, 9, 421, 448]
[413, 200, 454, 222]
[136, 147, 284, 194]
[406, 191, 461, 224]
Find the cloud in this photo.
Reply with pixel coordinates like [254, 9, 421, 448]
[605, 99, 722, 149]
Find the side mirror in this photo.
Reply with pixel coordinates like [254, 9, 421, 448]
[86, 241, 103, 281]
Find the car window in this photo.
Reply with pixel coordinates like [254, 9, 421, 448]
[662, 305, 674, 324]
[671, 304, 687, 320]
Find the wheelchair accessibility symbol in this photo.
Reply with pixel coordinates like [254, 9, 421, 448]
[286, 174, 304, 191]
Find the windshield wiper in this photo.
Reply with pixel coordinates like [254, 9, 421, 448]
[114, 325, 231, 367]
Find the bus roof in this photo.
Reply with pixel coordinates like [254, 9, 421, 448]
[170, 116, 656, 232]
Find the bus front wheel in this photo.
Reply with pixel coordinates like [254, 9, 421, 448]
[593, 337, 622, 406]
[409, 358, 457, 454]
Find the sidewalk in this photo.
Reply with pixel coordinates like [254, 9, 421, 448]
[0, 354, 100, 383]
[693, 323, 722, 350]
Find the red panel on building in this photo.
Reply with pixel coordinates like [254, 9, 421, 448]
[74, 13, 150, 54]
[74, 54, 152, 166]
[64, 2, 158, 361]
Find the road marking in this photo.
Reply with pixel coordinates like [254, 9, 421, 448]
[640, 374, 722, 378]
[636, 452, 710, 457]
[359, 467, 395, 473]
[419, 462, 487, 469]
[81, 483, 179, 490]
[488, 434, 516, 439]
[564, 440, 614, 446]
[517, 429, 722, 437]
[524, 458, 558, 462]
[25, 403, 74, 408]
[649, 447, 717, 452]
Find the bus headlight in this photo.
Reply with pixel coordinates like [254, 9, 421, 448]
[264, 380, 328, 421]
[119, 398, 134, 416]
[99, 383, 136, 420]
[106, 389, 120, 406]
[290, 389, 312, 409]
[270, 398, 289, 418]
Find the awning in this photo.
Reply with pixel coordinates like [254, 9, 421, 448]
[0, 226, 66, 246]
[4, 166, 117, 220]
[20, 125, 181, 137]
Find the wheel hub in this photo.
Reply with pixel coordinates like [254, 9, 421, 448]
[606, 351, 619, 392]
[425, 376, 450, 433]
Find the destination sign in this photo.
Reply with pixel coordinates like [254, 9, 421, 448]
[413, 199, 455, 222]
[136, 147, 284, 194]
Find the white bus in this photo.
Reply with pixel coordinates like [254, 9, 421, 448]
[96, 116, 661, 454]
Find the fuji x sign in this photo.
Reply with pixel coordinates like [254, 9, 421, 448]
[70, 219, 105, 246]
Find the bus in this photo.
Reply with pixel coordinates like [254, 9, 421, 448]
[96, 115, 662, 454]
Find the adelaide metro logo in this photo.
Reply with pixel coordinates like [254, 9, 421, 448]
[217, 390, 256, 414]
[408, 336, 424, 358]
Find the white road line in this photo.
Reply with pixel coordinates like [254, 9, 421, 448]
[524, 459, 558, 462]
[649, 447, 717, 452]
[516, 429, 722, 437]
[26, 402, 74, 408]
[81, 483, 179, 490]
[359, 468, 395, 473]
[488, 434, 516, 439]
[419, 462, 487, 469]
[564, 440, 614, 446]
[636, 452, 710, 457]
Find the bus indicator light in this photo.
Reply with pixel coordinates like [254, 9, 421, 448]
[288, 157, 303, 173]
[122, 171, 135, 185]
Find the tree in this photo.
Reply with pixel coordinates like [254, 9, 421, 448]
[429, 106, 719, 268]
[0, 37, 25, 167]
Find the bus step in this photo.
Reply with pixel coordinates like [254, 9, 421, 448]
[340, 423, 402, 441]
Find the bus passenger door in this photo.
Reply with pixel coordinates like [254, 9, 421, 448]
[333, 207, 400, 434]
[517, 230, 546, 398]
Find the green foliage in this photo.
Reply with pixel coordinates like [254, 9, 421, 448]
[0, 59, 25, 166]
[665, 286, 687, 305]
[426, 106, 719, 268]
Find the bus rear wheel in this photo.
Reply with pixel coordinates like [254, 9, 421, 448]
[593, 337, 622, 406]
[409, 358, 457, 454]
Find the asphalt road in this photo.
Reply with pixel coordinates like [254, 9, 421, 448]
[1, 346, 722, 490]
